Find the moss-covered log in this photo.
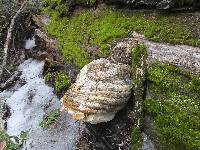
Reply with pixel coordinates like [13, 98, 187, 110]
[131, 44, 147, 150]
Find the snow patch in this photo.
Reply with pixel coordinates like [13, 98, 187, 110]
[24, 37, 36, 49]
[19, 59, 44, 81]
[0, 59, 60, 136]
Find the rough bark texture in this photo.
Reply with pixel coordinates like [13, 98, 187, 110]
[132, 32, 200, 74]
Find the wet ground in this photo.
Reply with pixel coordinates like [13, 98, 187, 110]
[76, 99, 135, 150]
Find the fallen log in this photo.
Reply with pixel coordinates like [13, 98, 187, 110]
[132, 32, 200, 74]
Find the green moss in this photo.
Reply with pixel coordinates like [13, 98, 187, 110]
[131, 44, 148, 84]
[19, 131, 29, 141]
[44, 72, 52, 83]
[43, 5, 200, 68]
[55, 72, 70, 92]
[147, 63, 200, 99]
[43, 0, 70, 18]
[131, 44, 148, 150]
[0, 130, 30, 150]
[131, 127, 143, 150]
[145, 63, 200, 150]
[0, 131, 19, 150]
[40, 109, 60, 129]
[42, 0, 97, 18]
[44, 71, 70, 92]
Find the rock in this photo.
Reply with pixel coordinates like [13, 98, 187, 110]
[105, 0, 200, 9]
[61, 38, 137, 124]
[141, 133, 156, 150]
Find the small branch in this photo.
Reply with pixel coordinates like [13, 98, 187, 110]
[0, 71, 21, 91]
[0, 0, 28, 78]
[4, 67, 12, 76]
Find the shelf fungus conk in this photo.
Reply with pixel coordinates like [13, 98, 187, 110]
[61, 38, 137, 124]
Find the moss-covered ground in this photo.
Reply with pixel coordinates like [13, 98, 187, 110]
[54, 72, 71, 92]
[40, 109, 60, 129]
[0, 131, 19, 150]
[145, 62, 200, 150]
[42, 3, 200, 68]
[44, 71, 71, 93]
[0, 130, 29, 150]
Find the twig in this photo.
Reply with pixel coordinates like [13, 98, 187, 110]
[0, 0, 28, 78]
[4, 67, 12, 75]
[0, 71, 21, 91]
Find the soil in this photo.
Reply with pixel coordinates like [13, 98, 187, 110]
[76, 99, 135, 150]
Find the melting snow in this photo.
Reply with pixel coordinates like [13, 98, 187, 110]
[24, 37, 36, 49]
[0, 59, 82, 150]
[0, 59, 60, 136]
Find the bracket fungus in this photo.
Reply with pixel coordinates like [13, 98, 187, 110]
[61, 38, 138, 124]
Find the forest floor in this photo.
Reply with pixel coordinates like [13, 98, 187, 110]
[0, 3, 200, 150]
